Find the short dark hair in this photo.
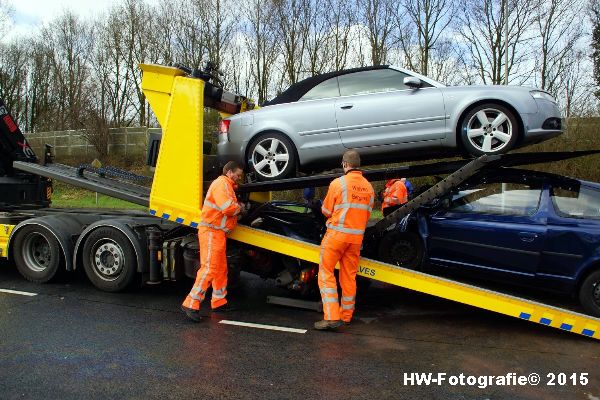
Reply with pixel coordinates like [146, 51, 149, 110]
[223, 161, 242, 174]
[342, 150, 361, 168]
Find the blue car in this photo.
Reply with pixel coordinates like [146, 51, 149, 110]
[377, 168, 600, 316]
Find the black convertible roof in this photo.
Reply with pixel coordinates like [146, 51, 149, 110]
[263, 65, 390, 106]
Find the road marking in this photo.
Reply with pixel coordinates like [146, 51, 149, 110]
[219, 320, 307, 334]
[0, 289, 38, 297]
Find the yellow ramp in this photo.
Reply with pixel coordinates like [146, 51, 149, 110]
[229, 225, 600, 340]
[140, 64, 204, 227]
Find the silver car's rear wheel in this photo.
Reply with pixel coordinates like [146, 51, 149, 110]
[460, 104, 519, 156]
[248, 132, 297, 180]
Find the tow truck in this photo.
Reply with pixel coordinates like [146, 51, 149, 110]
[2, 63, 600, 340]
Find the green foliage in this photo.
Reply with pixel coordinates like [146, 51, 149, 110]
[50, 181, 147, 210]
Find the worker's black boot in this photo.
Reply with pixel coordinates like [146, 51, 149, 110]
[211, 303, 236, 313]
[314, 320, 343, 331]
[180, 305, 202, 322]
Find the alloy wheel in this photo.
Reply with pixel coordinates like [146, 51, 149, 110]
[251, 138, 290, 179]
[465, 108, 513, 153]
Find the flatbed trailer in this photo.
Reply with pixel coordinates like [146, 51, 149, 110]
[3, 64, 600, 340]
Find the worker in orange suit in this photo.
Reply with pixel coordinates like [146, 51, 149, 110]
[181, 161, 244, 322]
[315, 150, 374, 331]
[381, 178, 408, 217]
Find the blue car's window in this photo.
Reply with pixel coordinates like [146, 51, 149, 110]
[551, 186, 600, 219]
[338, 69, 426, 96]
[300, 77, 340, 100]
[450, 182, 541, 216]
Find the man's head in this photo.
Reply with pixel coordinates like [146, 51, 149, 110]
[341, 150, 361, 172]
[223, 161, 244, 184]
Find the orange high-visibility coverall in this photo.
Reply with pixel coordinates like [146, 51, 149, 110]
[319, 170, 374, 322]
[381, 179, 408, 212]
[182, 175, 241, 311]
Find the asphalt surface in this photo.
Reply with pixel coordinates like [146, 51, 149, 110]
[0, 263, 598, 400]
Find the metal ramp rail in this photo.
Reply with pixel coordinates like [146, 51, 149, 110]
[13, 161, 150, 207]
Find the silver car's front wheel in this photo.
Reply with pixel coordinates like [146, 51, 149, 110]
[460, 104, 519, 156]
[248, 132, 297, 180]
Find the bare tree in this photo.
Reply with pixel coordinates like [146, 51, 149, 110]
[534, 0, 584, 96]
[304, 0, 331, 75]
[222, 31, 253, 98]
[0, 40, 29, 126]
[456, 0, 538, 84]
[273, 0, 311, 86]
[23, 40, 54, 132]
[561, 49, 594, 118]
[119, 0, 156, 126]
[148, 0, 178, 66]
[591, 0, 600, 99]
[244, 0, 280, 104]
[169, 1, 207, 69]
[202, 0, 238, 76]
[357, 0, 396, 65]
[396, 0, 456, 78]
[92, 9, 137, 127]
[40, 11, 94, 130]
[323, 0, 357, 71]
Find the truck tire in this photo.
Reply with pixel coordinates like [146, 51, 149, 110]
[12, 225, 64, 283]
[579, 269, 600, 317]
[82, 227, 137, 292]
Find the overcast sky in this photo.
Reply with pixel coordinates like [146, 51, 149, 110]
[5, 0, 156, 39]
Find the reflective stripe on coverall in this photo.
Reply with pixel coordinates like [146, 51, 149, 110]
[182, 175, 240, 311]
[319, 170, 374, 322]
[381, 179, 408, 212]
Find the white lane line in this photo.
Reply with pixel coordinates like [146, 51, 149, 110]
[219, 320, 307, 334]
[0, 289, 38, 297]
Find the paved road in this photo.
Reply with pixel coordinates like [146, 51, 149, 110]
[0, 264, 598, 400]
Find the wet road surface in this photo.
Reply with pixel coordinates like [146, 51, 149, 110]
[0, 264, 598, 400]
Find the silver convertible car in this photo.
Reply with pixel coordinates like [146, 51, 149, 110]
[217, 66, 563, 180]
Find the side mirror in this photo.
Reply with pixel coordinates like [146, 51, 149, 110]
[404, 77, 422, 89]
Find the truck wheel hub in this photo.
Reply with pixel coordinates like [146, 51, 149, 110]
[23, 233, 51, 272]
[94, 242, 123, 277]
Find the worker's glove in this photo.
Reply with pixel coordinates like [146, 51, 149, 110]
[238, 202, 251, 219]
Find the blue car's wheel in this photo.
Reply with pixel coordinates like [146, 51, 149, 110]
[579, 269, 600, 317]
[377, 231, 423, 269]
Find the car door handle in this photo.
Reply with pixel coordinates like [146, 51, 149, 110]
[339, 103, 354, 110]
[519, 232, 538, 242]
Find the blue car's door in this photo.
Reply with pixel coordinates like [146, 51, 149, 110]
[426, 180, 547, 277]
[540, 183, 600, 287]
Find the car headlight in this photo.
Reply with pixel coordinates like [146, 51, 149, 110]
[530, 90, 557, 103]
